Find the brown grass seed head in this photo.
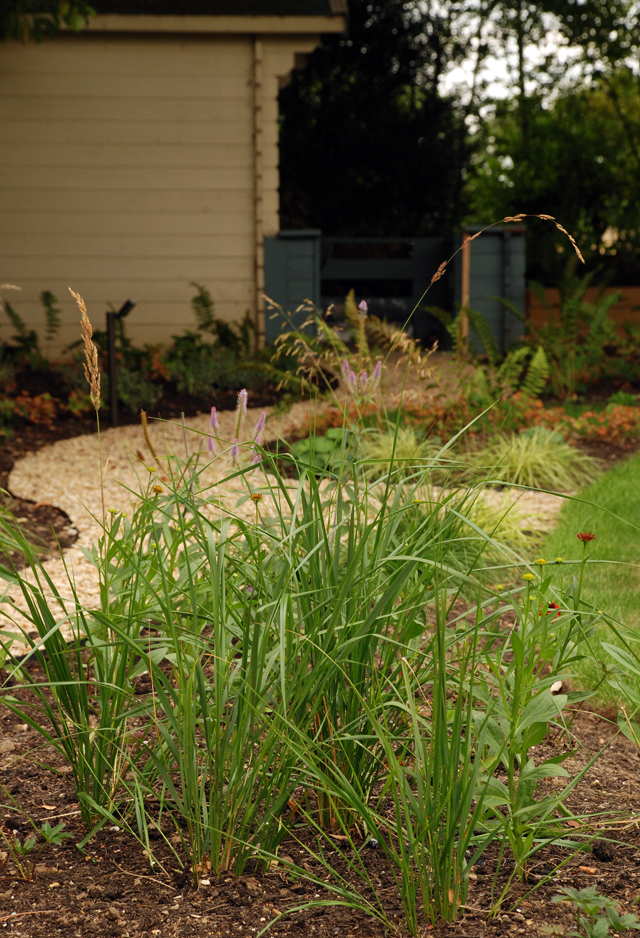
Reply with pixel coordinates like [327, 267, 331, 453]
[69, 288, 101, 410]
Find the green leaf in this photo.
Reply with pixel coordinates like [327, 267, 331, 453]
[522, 720, 548, 750]
[519, 693, 567, 734]
[482, 776, 510, 807]
[518, 758, 570, 784]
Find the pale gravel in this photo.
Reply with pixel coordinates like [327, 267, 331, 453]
[1, 396, 565, 652]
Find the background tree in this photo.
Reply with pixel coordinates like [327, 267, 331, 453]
[448, 0, 640, 283]
[0, 1, 94, 42]
[278, 0, 468, 236]
[467, 69, 640, 284]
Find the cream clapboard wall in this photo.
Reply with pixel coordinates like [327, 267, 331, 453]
[0, 31, 315, 356]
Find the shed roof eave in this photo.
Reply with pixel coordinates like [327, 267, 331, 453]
[81, 13, 346, 33]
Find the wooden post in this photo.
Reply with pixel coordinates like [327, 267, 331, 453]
[107, 299, 135, 428]
[252, 37, 265, 349]
[460, 233, 470, 346]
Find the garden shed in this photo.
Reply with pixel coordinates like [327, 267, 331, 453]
[0, 1, 347, 354]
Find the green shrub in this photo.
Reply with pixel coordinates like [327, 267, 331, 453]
[0, 397, 16, 428]
[167, 332, 261, 396]
[287, 426, 352, 474]
[117, 368, 162, 413]
[0, 290, 61, 370]
[527, 274, 621, 398]
[608, 390, 637, 407]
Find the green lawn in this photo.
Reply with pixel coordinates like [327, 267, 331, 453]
[542, 448, 640, 703]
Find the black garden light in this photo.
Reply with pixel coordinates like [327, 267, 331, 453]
[106, 299, 135, 428]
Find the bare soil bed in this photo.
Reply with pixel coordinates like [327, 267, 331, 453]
[0, 692, 639, 938]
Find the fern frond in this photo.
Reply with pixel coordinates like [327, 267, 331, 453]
[343, 288, 360, 331]
[423, 305, 457, 347]
[190, 281, 216, 334]
[343, 288, 370, 361]
[237, 310, 255, 356]
[521, 345, 550, 398]
[3, 300, 29, 339]
[493, 296, 524, 323]
[40, 290, 61, 342]
[467, 306, 499, 364]
[365, 313, 396, 350]
[497, 346, 530, 393]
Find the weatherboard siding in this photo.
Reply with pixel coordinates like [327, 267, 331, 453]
[0, 31, 314, 354]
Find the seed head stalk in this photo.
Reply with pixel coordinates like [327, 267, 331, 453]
[70, 289, 108, 608]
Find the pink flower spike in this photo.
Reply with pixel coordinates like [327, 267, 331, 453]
[250, 448, 262, 465]
[342, 359, 350, 379]
[253, 410, 266, 442]
[230, 438, 240, 463]
[210, 406, 219, 431]
[358, 299, 368, 318]
[347, 369, 357, 388]
[235, 389, 248, 437]
[207, 435, 215, 454]
[372, 360, 382, 382]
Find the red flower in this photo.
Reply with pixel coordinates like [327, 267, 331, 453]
[539, 602, 561, 620]
[577, 532, 596, 542]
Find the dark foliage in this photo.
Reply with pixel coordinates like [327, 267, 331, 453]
[278, 0, 468, 236]
[0, 1, 94, 41]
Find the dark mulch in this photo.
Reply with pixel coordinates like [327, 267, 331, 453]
[575, 437, 640, 464]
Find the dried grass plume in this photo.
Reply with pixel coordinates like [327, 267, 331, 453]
[69, 288, 101, 410]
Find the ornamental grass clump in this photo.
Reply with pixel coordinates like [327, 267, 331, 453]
[473, 426, 601, 490]
[2, 381, 639, 929]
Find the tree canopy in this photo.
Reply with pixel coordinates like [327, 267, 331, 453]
[0, 1, 94, 41]
[278, 0, 468, 236]
[468, 69, 640, 283]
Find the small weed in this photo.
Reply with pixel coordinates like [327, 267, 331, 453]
[553, 886, 640, 938]
[0, 821, 71, 881]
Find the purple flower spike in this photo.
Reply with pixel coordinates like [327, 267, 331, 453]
[253, 410, 266, 443]
[235, 389, 248, 438]
[372, 360, 382, 382]
[207, 435, 216, 454]
[358, 299, 368, 318]
[341, 359, 351, 379]
[210, 406, 219, 431]
[347, 369, 357, 388]
[230, 438, 240, 463]
[250, 448, 262, 465]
